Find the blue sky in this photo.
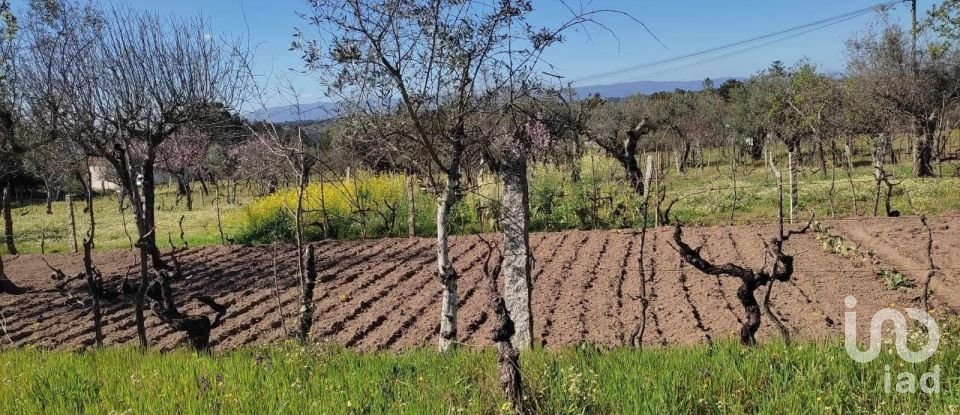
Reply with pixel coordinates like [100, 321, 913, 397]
[119, 0, 922, 105]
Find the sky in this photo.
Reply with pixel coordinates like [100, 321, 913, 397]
[118, 0, 924, 106]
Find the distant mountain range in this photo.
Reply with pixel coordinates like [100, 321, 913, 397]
[573, 77, 743, 99]
[246, 77, 743, 123]
[244, 101, 340, 124]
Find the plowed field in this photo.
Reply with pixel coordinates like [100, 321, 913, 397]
[1, 216, 956, 351]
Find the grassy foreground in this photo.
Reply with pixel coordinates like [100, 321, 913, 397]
[1, 341, 958, 414]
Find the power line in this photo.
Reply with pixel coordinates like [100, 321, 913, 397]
[571, 0, 905, 85]
[608, 11, 876, 85]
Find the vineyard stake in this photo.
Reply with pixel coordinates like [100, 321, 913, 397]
[67, 195, 78, 253]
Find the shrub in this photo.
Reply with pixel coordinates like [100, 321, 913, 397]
[233, 209, 293, 245]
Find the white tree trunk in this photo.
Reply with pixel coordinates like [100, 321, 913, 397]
[437, 188, 459, 351]
[500, 147, 533, 350]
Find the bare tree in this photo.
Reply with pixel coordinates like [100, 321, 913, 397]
[297, 0, 610, 351]
[0, 0, 23, 256]
[45, 5, 248, 349]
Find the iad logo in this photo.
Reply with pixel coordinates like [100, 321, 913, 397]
[843, 296, 940, 394]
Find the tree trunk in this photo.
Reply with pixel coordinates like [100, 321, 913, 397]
[110, 146, 165, 349]
[0, 252, 7, 292]
[297, 244, 317, 343]
[623, 128, 645, 196]
[2, 184, 15, 255]
[83, 239, 103, 346]
[135, 245, 149, 348]
[44, 180, 53, 214]
[145, 268, 226, 352]
[750, 130, 765, 161]
[0, 251, 20, 294]
[914, 116, 935, 177]
[490, 270, 524, 413]
[499, 141, 532, 350]
[437, 175, 461, 352]
[0, 251, 25, 294]
[176, 175, 193, 211]
[737, 281, 762, 346]
[677, 141, 692, 174]
[594, 126, 646, 198]
[140, 157, 165, 269]
[816, 139, 827, 176]
[82, 161, 102, 346]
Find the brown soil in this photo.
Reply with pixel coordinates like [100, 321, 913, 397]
[1, 216, 955, 351]
[831, 216, 960, 311]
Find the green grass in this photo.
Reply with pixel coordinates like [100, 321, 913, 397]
[2, 340, 959, 414]
[3, 185, 253, 255]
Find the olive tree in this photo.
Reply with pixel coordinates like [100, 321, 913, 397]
[577, 94, 652, 196]
[296, 0, 607, 352]
[847, 19, 960, 177]
[785, 63, 843, 176]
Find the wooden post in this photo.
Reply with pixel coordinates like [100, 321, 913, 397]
[406, 174, 416, 238]
[67, 195, 78, 253]
[318, 170, 329, 239]
[643, 156, 653, 200]
[844, 143, 859, 215]
[730, 143, 738, 225]
[216, 187, 225, 244]
[654, 152, 662, 228]
[788, 151, 797, 224]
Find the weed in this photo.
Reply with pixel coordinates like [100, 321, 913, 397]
[880, 269, 915, 289]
